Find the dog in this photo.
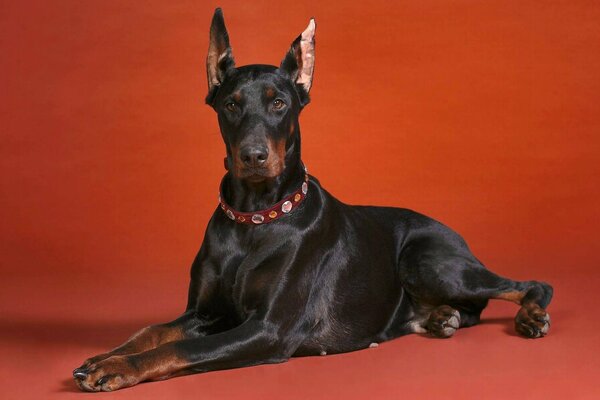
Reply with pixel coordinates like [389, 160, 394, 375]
[73, 8, 553, 392]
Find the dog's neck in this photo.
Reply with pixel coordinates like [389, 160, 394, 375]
[221, 141, 305, 213]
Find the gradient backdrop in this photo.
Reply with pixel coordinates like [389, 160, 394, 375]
[1, 1, 599, 399]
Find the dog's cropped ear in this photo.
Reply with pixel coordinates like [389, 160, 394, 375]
[206, 8, 235, 105]
[280, 18, 316, 107]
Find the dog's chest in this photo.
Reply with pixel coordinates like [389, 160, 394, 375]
[218, 258, 285, 319]
[216, 228, 293, 316]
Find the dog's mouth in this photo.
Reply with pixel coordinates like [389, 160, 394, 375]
[245, 171, 269, 182]
[237, 167, 274, 182]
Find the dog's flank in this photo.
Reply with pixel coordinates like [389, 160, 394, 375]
[73, 8, 553, 392]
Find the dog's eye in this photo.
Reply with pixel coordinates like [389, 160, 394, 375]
[225, 102, 237, 112]
[272, 99, 286, 110]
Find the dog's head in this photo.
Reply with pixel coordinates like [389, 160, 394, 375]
[205, 8, 315, 183]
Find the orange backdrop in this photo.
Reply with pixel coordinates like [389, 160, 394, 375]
[1, 1, 599, 399]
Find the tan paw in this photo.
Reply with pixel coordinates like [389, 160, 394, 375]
[73, 355, 140, 392]
[515, 305, 550, 338]
[426, 305, 461, 338]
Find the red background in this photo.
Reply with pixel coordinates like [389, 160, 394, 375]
[1, 1, 599, 399]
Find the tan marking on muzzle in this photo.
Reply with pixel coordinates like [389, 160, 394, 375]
[229, 139, 286, 179]
[263, 137, 286, 177]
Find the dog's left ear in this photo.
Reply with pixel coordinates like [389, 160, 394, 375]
[280, 18, 316, 107]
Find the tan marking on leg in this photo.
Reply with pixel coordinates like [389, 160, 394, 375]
[135, 347, 191, 382]
[495, 290, 525, 304]
[117, 324, 185, 354]
[81, 324, 186, 371]
[78, 343, 192, 392]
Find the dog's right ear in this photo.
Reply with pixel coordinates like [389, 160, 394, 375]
[206, 8, 235, 105]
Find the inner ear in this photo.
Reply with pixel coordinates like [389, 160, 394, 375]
[280, 19, 316, 105]
[206, 8, 235, 104]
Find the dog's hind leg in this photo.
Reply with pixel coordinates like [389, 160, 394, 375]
[430, 274, 552, 338]
[399, 238, 553, 338]
[494, 280, 553, 338]
[448, 272, 553, 338]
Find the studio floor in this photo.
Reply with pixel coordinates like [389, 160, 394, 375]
[1, 265, 599, 399]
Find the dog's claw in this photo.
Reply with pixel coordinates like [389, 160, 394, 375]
[96, 376, 108, 386]
[73, 369, 89, 380]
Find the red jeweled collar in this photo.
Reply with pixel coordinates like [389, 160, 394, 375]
[218, 167, 309, 225]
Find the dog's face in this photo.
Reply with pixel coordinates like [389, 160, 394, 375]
[205, 9, 315, 183]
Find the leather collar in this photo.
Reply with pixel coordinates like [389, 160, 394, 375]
[218, 166, 309, 225]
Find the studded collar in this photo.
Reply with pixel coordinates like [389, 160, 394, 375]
[218, 166, 309, 225]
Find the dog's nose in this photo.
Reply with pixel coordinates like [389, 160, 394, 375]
[240, 146, 269, 167]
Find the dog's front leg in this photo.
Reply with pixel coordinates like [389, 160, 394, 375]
[74, 310, 210, 380]
[75, 318, 293, 392]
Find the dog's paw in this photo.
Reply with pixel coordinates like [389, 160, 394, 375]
[73, 355, 140, 392]
[426, 305, 461, 338]
[515, 304, 550, 338]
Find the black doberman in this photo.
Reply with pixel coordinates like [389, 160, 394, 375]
[73, 9, 553, 392]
